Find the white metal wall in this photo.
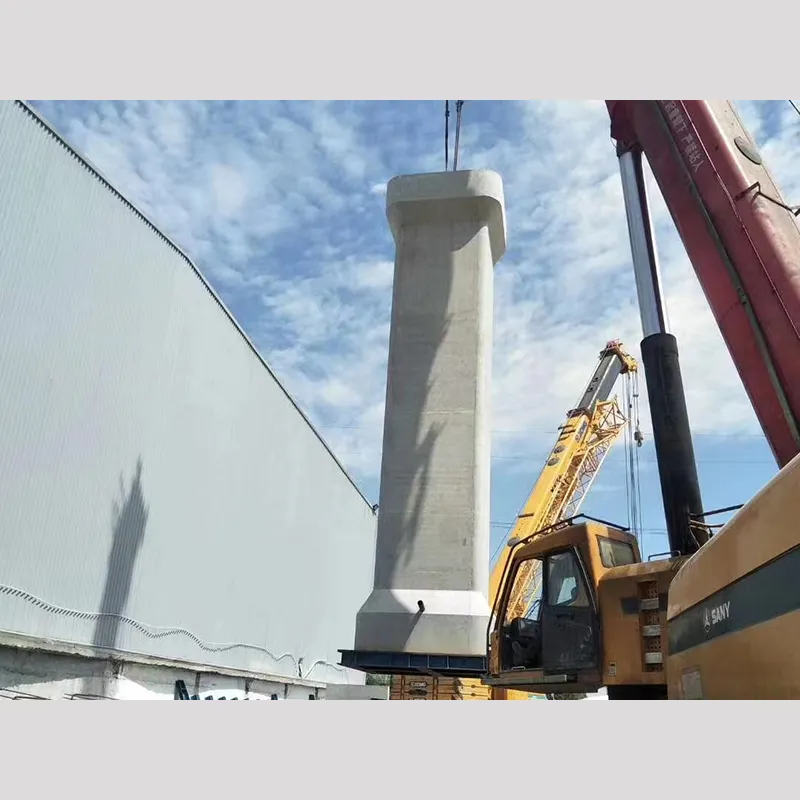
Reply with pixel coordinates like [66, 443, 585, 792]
[0, 101, 377, 685]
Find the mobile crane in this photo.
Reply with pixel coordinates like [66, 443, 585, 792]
[390, 340, 638, 700]
[485, 101, 800, 699]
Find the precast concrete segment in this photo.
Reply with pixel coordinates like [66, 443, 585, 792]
[353, 170, 507, 657]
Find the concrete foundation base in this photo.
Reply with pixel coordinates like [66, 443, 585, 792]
[354, 588, 491, 656]
[352, 169, 507, 659]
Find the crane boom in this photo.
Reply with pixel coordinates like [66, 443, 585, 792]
[608, 100, 800, 469]
[488, 340, 637, 618]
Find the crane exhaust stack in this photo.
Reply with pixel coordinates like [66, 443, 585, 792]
[340, 170, 507, 675]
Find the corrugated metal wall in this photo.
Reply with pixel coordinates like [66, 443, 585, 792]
[0, 100, 377, 684]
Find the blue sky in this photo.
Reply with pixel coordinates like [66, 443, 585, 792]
[29, 100, 798, 561]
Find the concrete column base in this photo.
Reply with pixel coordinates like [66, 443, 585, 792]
[354, 589, 491, 657]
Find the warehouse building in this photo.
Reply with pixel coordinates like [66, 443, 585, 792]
[0, 100, 377, 699]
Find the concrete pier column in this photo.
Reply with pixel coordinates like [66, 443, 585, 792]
[353, 170, 507, 659]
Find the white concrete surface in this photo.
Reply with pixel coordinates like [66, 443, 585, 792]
[354, 170, 507, 657]
[0, 632, 325, 699]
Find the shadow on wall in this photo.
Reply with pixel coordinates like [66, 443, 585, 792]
[92, 458, 149, 652]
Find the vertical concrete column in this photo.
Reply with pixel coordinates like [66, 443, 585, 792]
[353, 170, 507, 657]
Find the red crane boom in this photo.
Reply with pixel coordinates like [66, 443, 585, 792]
[607, 100, 800, 468]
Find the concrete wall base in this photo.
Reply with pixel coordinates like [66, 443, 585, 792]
[0, 632, 347, 700]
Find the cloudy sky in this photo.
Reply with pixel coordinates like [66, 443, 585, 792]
[29, 100, 799, 560]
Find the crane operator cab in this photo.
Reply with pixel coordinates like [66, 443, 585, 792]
[484, 519, 671, 698]
[504, 550, 592, 673]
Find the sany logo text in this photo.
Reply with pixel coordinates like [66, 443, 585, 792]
[702, 600, 730, 634]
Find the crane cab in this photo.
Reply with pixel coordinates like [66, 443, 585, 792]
[485, 520, 678, 699]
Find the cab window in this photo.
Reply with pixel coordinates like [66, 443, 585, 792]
[499, 556, 544, 671]
[596, 536, 636, 568]
[501, 557, 544, 625]
[546, 550, 589, 607]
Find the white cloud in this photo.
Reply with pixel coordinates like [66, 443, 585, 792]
[208, 162, 251, 219]
[349, 259, 394, 291]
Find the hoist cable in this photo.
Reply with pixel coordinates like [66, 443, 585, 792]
[453, 100, 465, 170]
[622, 375, 633, 532]
[444, 101, 450, 170]
[628, 377, 638, 534]
[633, 371, 644, 544]
[624, 371, 643, 543]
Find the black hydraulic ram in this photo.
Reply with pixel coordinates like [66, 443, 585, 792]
[640, 333, 707, 555]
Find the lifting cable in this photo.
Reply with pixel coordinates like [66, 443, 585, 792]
[444, 100, 465, 171]
[632, 371, 644, 544]
[444, 101, 450, 170]
[624, 377, 637, 536]
[631, 376, 641, 541]
[454, 100, 465, 170]
[623, 371, 644, 546]
[623, 387, 633, 533]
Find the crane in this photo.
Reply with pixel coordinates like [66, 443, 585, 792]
[485, 101, 800, 699]
[389, 340, 638, 700]
[488, 340, 639, 611]
[486, 340, 637, 701]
